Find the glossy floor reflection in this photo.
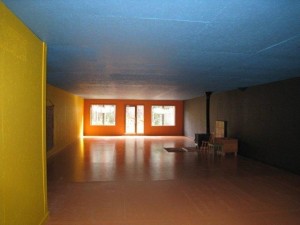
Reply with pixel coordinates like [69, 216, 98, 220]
[46, 136, 300, 225]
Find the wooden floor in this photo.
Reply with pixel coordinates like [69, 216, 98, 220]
[46, 136, 300, 225]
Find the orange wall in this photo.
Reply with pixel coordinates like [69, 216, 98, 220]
[84, 99, 183, 136]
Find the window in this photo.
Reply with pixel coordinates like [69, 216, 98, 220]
[151, 106, 175, 126]
[215, 120, 227, 138]
[90, 104, 116, 126]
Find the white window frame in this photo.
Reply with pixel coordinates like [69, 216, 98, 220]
[90, 104, 116, 126]
[151, 105, 176, 126]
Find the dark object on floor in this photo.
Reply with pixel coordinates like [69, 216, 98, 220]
[164, 147, 198, 152]
[194, 133, 210, 148]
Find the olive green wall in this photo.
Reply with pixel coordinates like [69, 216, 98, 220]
[0, 2, 48, 224]
[183, 96, 206, 139]
[184, 77, 300, 174]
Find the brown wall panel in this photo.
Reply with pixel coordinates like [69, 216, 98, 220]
[184, 78, 300, 174]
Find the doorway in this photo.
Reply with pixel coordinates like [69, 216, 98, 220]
[125, 105, 144, 134]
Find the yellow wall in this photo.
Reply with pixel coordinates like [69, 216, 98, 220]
[46, 84, 83, 158]
[0, 2, 48, 225]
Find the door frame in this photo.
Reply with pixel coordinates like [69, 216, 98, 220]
[125, 105, 144, 135]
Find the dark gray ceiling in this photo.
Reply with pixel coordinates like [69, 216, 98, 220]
[3, 0, 300, 100]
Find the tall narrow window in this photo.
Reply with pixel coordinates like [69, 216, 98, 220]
[125, 105, 144, 134]
[90, 104, 116, 126]
[151, 106, 175, 126]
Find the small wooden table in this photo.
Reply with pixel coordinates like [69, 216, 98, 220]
[214, 138, 238, 156]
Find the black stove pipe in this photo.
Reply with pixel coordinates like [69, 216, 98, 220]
[205, 92, 212, 134]
[194, 91, 213, 148]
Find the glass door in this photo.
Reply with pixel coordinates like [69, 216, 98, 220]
[125, 105, 144, 134]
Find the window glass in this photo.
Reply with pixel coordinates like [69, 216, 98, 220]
[152, 106, 175, 126]
[90, 104, 116, 126]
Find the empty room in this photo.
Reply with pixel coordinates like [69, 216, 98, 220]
[1, 1, 300, 225]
